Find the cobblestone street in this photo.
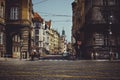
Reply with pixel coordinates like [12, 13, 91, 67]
[0, 58, 120, 80]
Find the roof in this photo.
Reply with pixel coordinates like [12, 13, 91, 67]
[33, 12, 43, 22]
[45, 20, 51, 29]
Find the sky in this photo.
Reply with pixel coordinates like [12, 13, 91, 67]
[32, 0, 74, 42]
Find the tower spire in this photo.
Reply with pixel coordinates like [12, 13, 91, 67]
[62, 27, 65, 36]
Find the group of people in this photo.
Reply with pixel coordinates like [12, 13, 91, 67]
[109, 52, 119, 60]
[91, 52, 98, 60]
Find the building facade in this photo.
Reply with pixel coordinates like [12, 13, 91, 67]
[44, 22, 60, 55]
[72, 0, 85, 59]
[59, 29, 67, 54]
[33, 12, 45, 55]
[0, 0, 6, 57]
[72, 0, 120, 59]
[5, 0, 33, 58]
[49, 29, 60, 54]
[53, 29, 60, 54]
[44, 20, 51, 54]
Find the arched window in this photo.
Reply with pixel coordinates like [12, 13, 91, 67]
[12, 35, 20, 52]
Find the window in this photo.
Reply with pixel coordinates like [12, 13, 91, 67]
[94, 33, 104, 45]
[35, 30, 39, 34]
[108, 0, 116, 5]
[0, 2, 4, 18]
[13, 35, 20, 42]
[93, 0, 103, 6]
[103, 0, 108, 6]
[35, 36, 39, 45]
[0, 33, 3, 44]
[10, 7, 19, 20]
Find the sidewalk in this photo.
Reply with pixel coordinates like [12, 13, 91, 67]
[0, 57, 120, 62]
[0, 57, 30, 61]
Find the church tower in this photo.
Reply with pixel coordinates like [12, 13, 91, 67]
[60, 28, 67, 53]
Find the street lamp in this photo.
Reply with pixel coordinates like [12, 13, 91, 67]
[110, 15, 113, 18]
[20, 39, 23, 60]
[108, 15, 113, 60]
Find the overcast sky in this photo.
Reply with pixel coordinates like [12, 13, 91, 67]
[32, 0, 74, 42]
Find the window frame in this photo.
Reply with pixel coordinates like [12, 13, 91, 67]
[10, 7, 19, 20]
[0, 1, 4, 18]
[0, 33, 3, 44]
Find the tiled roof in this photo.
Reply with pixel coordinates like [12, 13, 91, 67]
[33, 12, 43, 22]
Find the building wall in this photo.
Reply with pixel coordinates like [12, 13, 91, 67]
[72, 0, 85, 58]
[5, 0, 33, 58]
[45, 28, 50, 51]
[59, 29, 67, 54]
[0, 0, 5, 24]
[72, 0, 120, 59]
[52, 29, 60, 54]
[48, 29, 54, 54]
[0, 0, 6, 57]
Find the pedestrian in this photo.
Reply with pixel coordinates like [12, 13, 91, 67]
[115, 52, 119, 60]
[109, 51, 114, 60]
[95, 52, 98, 59]
[91, 52, 94, 60]
[31, 50, 36, 61]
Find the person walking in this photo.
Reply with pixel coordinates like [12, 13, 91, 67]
[31, 50, 36, 61]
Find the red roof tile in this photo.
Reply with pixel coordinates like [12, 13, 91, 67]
[33, 12, 43, 22]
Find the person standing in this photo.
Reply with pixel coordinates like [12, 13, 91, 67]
[31, 50, 36, 61]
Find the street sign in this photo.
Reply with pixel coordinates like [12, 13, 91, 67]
[77, 41, 81, 45]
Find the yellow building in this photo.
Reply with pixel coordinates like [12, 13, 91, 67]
[5, 0, 33, 58]
[47, 28, 60, 54]
[48, 29, 54, 54]
[52, 29, 60, 54]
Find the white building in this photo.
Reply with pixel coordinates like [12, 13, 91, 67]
[33, 12, 45, 53]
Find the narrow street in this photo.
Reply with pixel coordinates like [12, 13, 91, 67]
[0, 58, 120, 80]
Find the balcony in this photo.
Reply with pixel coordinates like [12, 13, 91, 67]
[6, 19, 32, 26]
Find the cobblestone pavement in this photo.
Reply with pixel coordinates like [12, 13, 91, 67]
[0, 58, 120, 80]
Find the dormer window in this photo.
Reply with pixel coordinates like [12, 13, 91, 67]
[10, 7, 19, 20]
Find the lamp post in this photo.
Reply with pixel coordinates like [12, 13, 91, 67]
[20, 39, 23, 60]
[108, 15, 113, 60]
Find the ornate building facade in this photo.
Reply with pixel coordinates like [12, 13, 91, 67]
[72, 0, 120, 59]
[5, 0, 33, 58]
[33, 12, 44, 55]
[0, 0, 6, 57]
[33, 12, 61, 55]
